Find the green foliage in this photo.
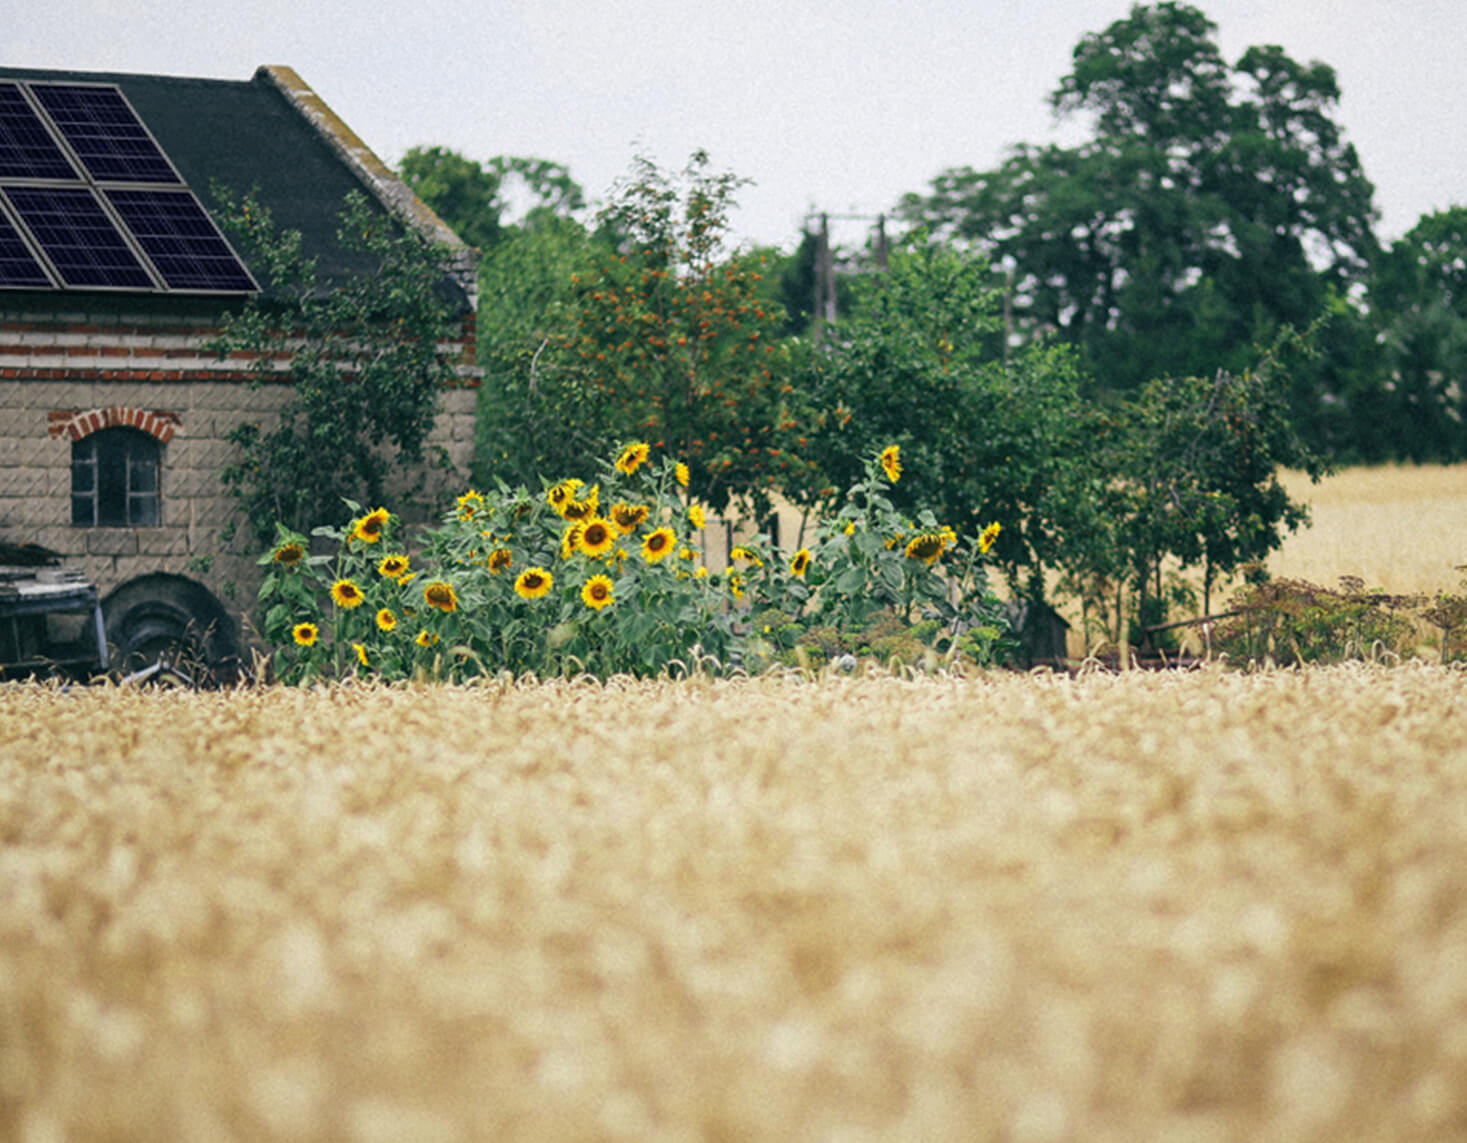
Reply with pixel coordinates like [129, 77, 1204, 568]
[254, 445, 1015, 683]
[793, 236, 1103, 602]
[399, 147, 587, 251]
[1361, 207, 1467, 461]
[1212, 576, 1419, 665]
[209, 189, 463, 545]
[475, 151, 808, 516]
[899, 2, 1378, 414]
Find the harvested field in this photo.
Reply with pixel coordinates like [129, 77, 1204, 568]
[4, 667, 1467, 1141]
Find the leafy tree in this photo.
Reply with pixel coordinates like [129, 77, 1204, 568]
[477, 151, 806, 514]
[399, 148, 586, 251]
[209, 189, 464, 543]
[1364, 206, 1467, 460]
[399, 145, 503, 251]
[899, 2, 1379, 409]
[794, 236, 1102, 600]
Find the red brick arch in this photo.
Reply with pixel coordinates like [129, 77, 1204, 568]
[48, 406, 181, 444]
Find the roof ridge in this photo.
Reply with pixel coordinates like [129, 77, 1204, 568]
[254, 65, 477, 308]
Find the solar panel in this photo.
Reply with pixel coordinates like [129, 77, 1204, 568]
[0, 83, 77, 180]
[3, 186, 155, 289]
[105, 188, 257, 292]
[0, 206, 53, 288]
[30, 83, 180, 185]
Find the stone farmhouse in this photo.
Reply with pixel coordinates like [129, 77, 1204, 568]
[0, 65, 480, 671]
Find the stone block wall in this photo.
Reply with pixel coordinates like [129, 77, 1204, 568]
[0, 303, 479, 632]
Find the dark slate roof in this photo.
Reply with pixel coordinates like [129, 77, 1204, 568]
[0, 65, 476, 311]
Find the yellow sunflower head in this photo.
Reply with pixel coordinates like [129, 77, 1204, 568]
[979, 521, 1002, 555]
[581, 574, 614, 610]
[351, 508, 390, 544]
[487, 548, 513, 574]
[905, 532, 946, 565]
[271, 541, 304, 568]
[789, 548, 812, 578]
[415, 630, 439, 647]
[456, 489, 485, 521]
[879, 445, 902, 484]
[730, 546, 763, 568]
[423, 580, 458, 613]
[515, 567, 554, 599]
[577, 517, 617, 559]
[548, 478, 583, 514]
[292, 621, 318, 647]
[687, 503, 706, 531]
[561, 522, 585, 560]
[674, 461, 689, 487]
[376, 608, 397, 632]
[351, 641, 369, 667]
[377, 553, 410, 579]
[610, 502, 650, 534]
[728, 572, 745, 601]
[561, 483, 600, 521]
[641, 527, 675, 563]
[330, 578, 365, 609]
[615, 441, 650, 476]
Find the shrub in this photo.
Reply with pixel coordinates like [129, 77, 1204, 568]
[1212, 575, 1420, 665]
[255, 445, 1015, 683]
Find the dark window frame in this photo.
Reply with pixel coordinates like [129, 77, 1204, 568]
[71, 426, 161, 527]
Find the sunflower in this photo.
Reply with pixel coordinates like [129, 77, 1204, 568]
[577, 517, 617, 559]
[330, 578, 365, 609]
[905, 532, 946, 565]
[789, 548, 812, 578]
[376, 608, 397, 632]
[641, 527, 675, 563]
[547, 478, 583, 515]
[728, 572, 745, 601]
[292, 621, 318, 646]
[979, 521, 1002, 555]
[610, 502, 650, 534]
[879, 445, 901, 484]
[581, 574, 614, 610]
[560, 522, 585, 560]
[423, 580, 458, 613]
[351, 507, 390, 544]
[456, 489, 485, 521]
[415, 630, 439, 647]
[675, 461, 689, 487]
[271, 541, 304, 568]
[515, 567, 553, 599]
[729, 546, 763, 568]
[615, 441, 650, 476]
[377, 553, 410, 579]
[687, 503, 706, 531]
[487, 548, 513, 574]
[561, 484, 600, 521]
[351, 642, 369, 667]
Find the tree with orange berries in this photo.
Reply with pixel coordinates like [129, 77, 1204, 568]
[491, 152, 809, 515]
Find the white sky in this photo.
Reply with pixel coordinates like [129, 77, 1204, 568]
[7, 0, 1464, 251]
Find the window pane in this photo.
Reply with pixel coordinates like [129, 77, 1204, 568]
[71, 494, 94, 526]
[129, 453, 157, 493]
[129, 493, 158, 526]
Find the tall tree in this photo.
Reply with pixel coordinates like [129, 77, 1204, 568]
[899, 2, 1379, 407]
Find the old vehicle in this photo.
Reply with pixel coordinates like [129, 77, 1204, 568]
[0, 543, 108, 681]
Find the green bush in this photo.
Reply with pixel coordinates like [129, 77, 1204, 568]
[1212, 576, 1420, 665]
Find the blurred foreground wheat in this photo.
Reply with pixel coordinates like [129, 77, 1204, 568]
[3, 668, 1467, 1142]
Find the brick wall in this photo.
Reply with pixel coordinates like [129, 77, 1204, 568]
[0, 306, 479, 624]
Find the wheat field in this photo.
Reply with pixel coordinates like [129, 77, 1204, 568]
[4, 666, 1467, 1142]
[1269, 464, 1467, 595]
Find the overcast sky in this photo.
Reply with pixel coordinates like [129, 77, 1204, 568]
[7, 0, 1464, 251]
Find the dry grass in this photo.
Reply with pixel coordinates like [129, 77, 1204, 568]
[5, 668, 1467, 1141]
[1269, 464, 1467, 595]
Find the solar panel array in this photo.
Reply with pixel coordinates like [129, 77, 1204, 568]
[0, 80, 256, 294]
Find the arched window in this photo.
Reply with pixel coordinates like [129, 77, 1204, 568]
[71, 426, 161, 527]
